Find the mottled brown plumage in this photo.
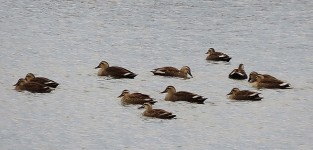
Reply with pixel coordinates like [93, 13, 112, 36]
[139, 103, 176, 119]
[25, 73, 59, 88]
[151, 66, 193, 79]
[229, 64, 248, 80]
[250, 75, 291, 89]
[248, 71, 278, 83]
[95, 61, 137, 79]
[118, 90, 157, 105]
[14, 78, 52, 93]
[161, 86, 207, 104]
[227, 88, 262, 101]
[205, 48, 231, 62]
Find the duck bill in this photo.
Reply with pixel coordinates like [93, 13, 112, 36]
[188, 72, 193, 78]
[13, 81, 19, 86]
[94, 65, 100, 69]
[160, 89, 167, 93]
[226, 92, 232, 95]
[117, 94, 123, 98]
[138, 105, 144, 109]
[205, 52, 209, 54]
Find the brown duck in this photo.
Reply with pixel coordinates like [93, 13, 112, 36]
[95, 61, 137, 79]
[205, 48, 231, 62]
[151, 66, 193, 79]
[250, 74, 291, 89]
[228, 64, 248, 80]
[25, 73, 59, 88]
[161, 86, 207, 104]
[118, 90, 157, 105]
[14, 78, 52, 93]
[248, 71, 278, 83]
[139, 103, 176, 119]
[227, 88, 262, 101]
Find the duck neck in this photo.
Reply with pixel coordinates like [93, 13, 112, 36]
[165, 89, 175, 101]
[15, 85, 23, 91]
[144, 105, 153, 112]
[180, 69, 188, 77]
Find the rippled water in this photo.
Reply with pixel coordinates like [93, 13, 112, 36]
[1, 0, 313, 149]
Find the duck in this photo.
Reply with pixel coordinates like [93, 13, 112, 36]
[14, 78, 52, 93]
[248, 71, 278, 83]
[228, 64, 248, 80]
[25, 73, 59, 88]
[117, 90, 157, 105]
[151, 66, 193, 79]
[95, 61, 137, 79]
[161, 86, 207, 104]
[227, 88, 262, 101]
[138, 103, 176, 119]
[250, 74, 291, 89]
[205, 48, 231, 62]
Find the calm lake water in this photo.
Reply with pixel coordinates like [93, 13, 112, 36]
[1, 0, 313, 149]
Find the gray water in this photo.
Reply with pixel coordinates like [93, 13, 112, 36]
[1, 0, 313, 149]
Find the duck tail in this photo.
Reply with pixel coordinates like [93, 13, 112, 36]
[190, 97, 207, 104]
[251, 97, 263, 101]
[160, 114, 176, 119]
[125, 73, 137, 79]
[149, 100, 157, 104]
[280, 83, 291, 89]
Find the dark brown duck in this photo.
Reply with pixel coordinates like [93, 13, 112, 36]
[250, 74, 291, 89]
[229, 64, 248, 80]
[14, 78, 52, 93]
[95, 61, 137, 79]
[151, 66, 193, 79]
[118, 90, 157, 105]
[161, 86, 207, 104]
[139, 103, 176, 119]
[227, 88, 262, 101]
[25, 73, 59, 88]
[205, 48, 231, 62]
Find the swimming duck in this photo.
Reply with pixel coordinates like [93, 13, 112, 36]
[205, 48, 231, 62]
[250, 74, 291, 89]
[139, 103, 176, 119]
[248, 71, 277, 83]
[228, 64, 248, 80]
[227, 88, 262, 101]
[161, 86, 207, 104]
[95, 61, 137, 79]
[14, 78, 52, 93]
[25, 73, 59, 88]
[151, 66, 193, 79]
[118, 90, 157, 105]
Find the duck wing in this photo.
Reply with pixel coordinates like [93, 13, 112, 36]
[129, 93, 157, 104]
[30, 77, 59, 88]
[229, 69, 248, 79]
[107, 66, 137, 79]
[174, 91, 207, 104]
[208, 53, 231, 62]
[151, 67, 179, 76]
[23, 82, 52, 93]
[236, 90, 262, 100]
[149, 109, 176, 119]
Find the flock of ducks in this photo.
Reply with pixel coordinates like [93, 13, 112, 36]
[14, 48, 291, 119]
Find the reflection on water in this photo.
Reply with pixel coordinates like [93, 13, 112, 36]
[1, 0, 313, 149]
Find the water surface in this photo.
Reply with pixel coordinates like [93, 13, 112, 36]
[1, 0, 313, 149]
